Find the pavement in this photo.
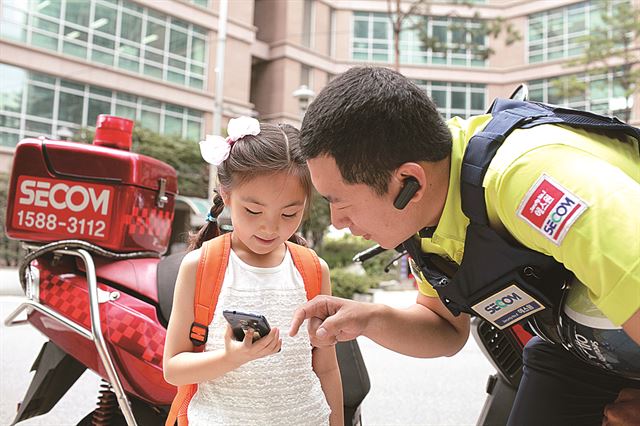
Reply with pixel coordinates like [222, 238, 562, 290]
[0, 267, 22, 296]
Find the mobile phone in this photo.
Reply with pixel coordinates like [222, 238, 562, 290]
[222, 310, 271, 342]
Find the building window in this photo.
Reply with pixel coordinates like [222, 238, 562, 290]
[302, 0, 313, 48]
[352, 11, 486, 67]
[528, 69, 629, 117]
[0, 0, 208, 89]
[191, 0, 209, 8]
[414, 80, 486, 119]
[528, 0, 628, 63]
[0, 63, 204, 148]
[300, 65, 312, 87]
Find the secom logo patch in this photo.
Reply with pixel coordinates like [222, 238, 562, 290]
[517, 174, 588, 245]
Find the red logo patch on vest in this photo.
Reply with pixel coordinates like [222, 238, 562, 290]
[517, 174, 588, 245]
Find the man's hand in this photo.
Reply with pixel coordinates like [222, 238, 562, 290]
[603, 388, 640, 426]
[289, 295, 371, 346]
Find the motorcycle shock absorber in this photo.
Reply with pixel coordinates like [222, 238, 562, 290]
[91, 380, 120, 426]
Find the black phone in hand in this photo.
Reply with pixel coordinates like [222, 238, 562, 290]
[222, 310, 271, 342]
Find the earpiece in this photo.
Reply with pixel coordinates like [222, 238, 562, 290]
[393, 177, 420, 210]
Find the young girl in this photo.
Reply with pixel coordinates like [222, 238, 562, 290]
[163, 117, 343, 426]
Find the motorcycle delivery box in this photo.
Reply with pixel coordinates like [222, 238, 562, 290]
[5, 114, 177, 254]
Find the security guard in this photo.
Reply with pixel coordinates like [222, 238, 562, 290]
[289, 66, 640, 425]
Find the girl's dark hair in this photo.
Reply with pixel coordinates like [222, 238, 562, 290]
[188, 123, 311, 251]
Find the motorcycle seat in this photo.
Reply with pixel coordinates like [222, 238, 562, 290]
[156, 251, 187, 327]
[82, 257, 161, 304]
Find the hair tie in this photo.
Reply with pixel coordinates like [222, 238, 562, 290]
[199, 116, 260, 165]
[205, 213, 217, 223]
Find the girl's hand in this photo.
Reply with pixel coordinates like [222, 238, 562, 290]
[223, 324, 281, 366]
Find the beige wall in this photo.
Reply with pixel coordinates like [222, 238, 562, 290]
[254, 0, 288, 43]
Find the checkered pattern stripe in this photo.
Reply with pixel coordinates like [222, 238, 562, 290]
[40, 271, 91, 328]
[106, 311, 164, 365]
[125, 207, 173, 237]
[39, 269, 165, 367]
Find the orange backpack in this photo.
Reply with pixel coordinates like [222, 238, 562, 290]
[165, 233, 322, 426]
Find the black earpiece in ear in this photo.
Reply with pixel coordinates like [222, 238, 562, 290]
[393, 177, 420, 210]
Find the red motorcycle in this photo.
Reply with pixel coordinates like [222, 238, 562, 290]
[4, 116, 370, 426]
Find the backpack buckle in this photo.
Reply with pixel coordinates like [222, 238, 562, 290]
[190, 322, 209, 346]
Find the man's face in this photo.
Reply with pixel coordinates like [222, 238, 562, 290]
[307, 155, 417, 249]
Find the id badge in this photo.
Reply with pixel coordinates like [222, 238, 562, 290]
[471, 284, 546, 329]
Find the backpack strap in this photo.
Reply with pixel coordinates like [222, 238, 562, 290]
[189, 233, 232, 346]
[286, 241, 322, 300]
[166, 233, 232, 426]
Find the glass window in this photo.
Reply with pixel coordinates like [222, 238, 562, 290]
[526, 0, 621, 63]
[590, 78, 608, 100]
[1, 5, 28, 42]
[3, 0, 205, 89]
[191, 37, 205, 62]
[164, 115, 183, 136]
[188, 77, 203, 89]
[115, 103, 137, 120]
[90, 86, 111, 98]
[118, 56, 140, 72]
[26, 84, 54, 118]
[0, 65, 206, 147]
[58, 92, 84, 124]
[0, 65, 26, 113]
[471, 92, 484, 110]
[88, 98, 111, 125]
[93, 4, 117, 35]
[352, 12, 485, 67]
[33, 16, 59, 33]
[64, 1, 91, 27]
[1, 131, 21, 148]
[35, 0, 61, 19]
[169, 28, 188, 56]
[140, 109, 160, 132]
[187, 119, 201, 140]
[120, 12, 142, 42]
[431, 90, 447, 108]
[166, 104, 184, 114]
[372, 21, 387, 39]
[25, 119, 51, 134]
[168, 70, 185, 85]
[451, 91, 466, 109]
[145, 22, 166, 50]
[354, 20, 368, 38]
[0, 115, 20, 128]
[93, 34, 115, 49]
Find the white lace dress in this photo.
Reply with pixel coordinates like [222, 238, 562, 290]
[187, 248, 331, 426]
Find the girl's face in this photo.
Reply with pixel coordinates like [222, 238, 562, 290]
[221, 171, 307, 256]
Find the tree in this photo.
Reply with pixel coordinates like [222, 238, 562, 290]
[554, 0, 640, 122]
[300, 190, 331, 250]
[74, 125, 209, 198]
[386, 0, 521, 71]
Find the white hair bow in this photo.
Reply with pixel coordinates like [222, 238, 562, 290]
[199, 116, 260, 165]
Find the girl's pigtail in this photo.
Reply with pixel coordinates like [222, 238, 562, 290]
[187, 191, 226, 251]
[287, 233, 308, 247]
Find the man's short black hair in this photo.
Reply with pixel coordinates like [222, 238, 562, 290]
[300, 66, 452, 195]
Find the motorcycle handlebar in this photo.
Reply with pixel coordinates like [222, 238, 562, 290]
[352, 244, 387, 263]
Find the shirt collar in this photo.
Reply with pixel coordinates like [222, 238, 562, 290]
[420, 115, 492, 263]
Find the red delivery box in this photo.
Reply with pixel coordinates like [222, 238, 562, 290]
[5, 116, 178, 254]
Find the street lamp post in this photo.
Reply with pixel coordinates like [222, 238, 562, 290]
[292, 84, 316, 120]
[208, 0, 229, 198]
